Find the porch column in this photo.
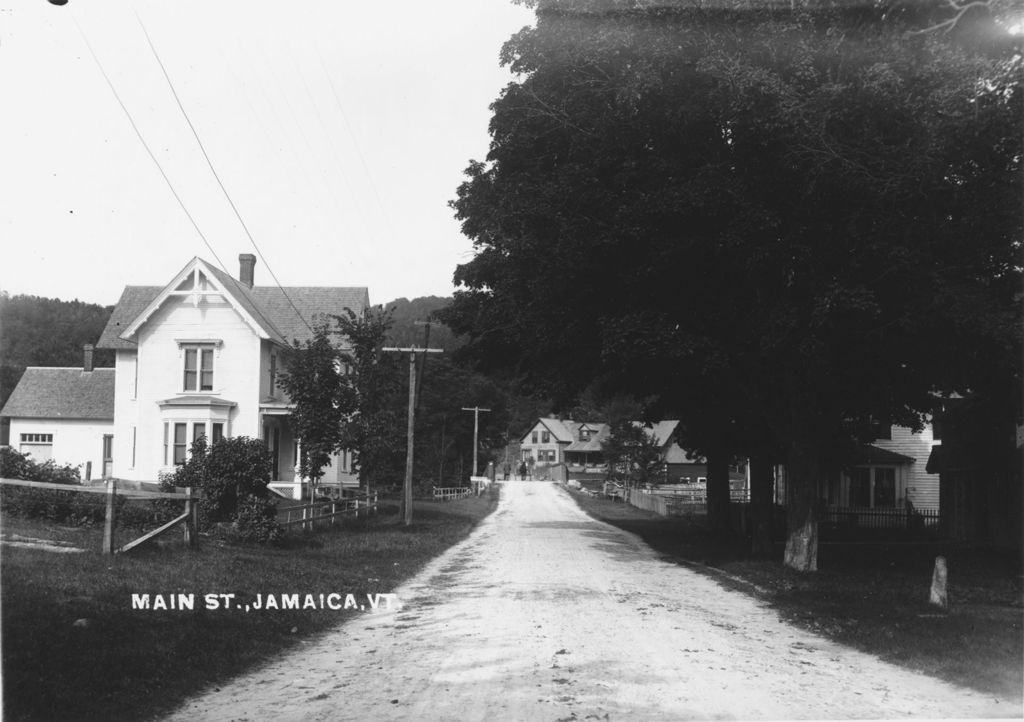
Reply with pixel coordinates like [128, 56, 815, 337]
[293, 438, 304, 500]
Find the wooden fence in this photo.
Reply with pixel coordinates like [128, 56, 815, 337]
[0, 477, 198, 555]
[433, 486, 472, 501]
[278, 491, 379, 531]
[624, 486, 944, 535]
[820, 505, 943, 531]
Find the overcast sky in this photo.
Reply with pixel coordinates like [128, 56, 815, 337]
[0, 0, 534, 307]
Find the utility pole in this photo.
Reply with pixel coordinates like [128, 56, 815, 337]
[461, 406, 491, 477]
[382, 345, 443, 525]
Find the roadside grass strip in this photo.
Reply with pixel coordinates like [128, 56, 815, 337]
[0, 491, 498, 722]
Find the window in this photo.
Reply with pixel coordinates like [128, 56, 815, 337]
[531, 431, 538, 444]
[874, 468, 896, 507]
[212, 423, 224, 443]
[580, 429, 591, 442]
[173, 423, 188, 465]
[193, 422, 206, 444]
[541, 431, 550, 443]
[848, 466, 896, 507]
[102, 435, 114, 477]
[183, 346, 214, 392]
[870, 420, 892, 441]
[269, 353, 277, 393]
[849, 467, 871, 506]
[19, 433, 53, 461]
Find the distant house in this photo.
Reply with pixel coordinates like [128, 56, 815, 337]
[519, 418, 577, 467]
[519, 417, 710, 484]
[0, 345, 115, 479]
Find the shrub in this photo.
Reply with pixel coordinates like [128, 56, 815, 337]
[163, 436, 280, 542]
[0, 447, 80, 484]
[0, 485, 114, 526]
[232, 494, 283, 544]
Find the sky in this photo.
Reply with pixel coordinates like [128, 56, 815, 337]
[0, 0, 535, 307]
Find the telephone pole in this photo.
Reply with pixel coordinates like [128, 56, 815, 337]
[461, 406, 491, 477]
[383, 345, 443, 525]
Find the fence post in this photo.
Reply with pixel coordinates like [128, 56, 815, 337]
[102, 478, 117, 555]
[183, 486, 194, 547]
[331, 501, 336, 526]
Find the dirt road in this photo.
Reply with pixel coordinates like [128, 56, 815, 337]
[165, 481, 1018, 721]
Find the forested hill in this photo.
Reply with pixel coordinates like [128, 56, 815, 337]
[379, 296, 461, 352]
[0, 293, 114, 410]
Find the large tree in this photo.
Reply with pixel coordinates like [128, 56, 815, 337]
[277, 308, 401, 497]
[443, 0, 1021, 569]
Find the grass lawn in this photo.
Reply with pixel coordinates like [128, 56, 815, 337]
[571, 489, 1024, 704]
[1, 491, 497, 722]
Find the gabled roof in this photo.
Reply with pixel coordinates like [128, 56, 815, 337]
[0, 368, 115, 420]
[521, 418, 578, 444]
[96, 258, 370, 350]
[566, 422, 611, 452]
[638, 420, 679, 447]
[853, 444, 916, 466]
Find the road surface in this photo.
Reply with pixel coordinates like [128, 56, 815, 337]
[164, 481, 1017, 721]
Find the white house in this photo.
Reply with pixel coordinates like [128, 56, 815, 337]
[1, 345, 115, 480]
[89, 253, 369, 498]
[519, 418, 690, 474]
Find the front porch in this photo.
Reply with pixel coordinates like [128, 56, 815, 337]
[260, 404, 358, 501]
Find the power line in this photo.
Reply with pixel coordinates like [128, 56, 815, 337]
[133, 9, 312, 334]
[71, 15, 228, 274]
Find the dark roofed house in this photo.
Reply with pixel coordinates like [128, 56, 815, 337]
[1, 345, 115, 480]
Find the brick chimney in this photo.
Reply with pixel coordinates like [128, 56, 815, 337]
[83, 344, 94, 372]
[239, 253, 257, 289]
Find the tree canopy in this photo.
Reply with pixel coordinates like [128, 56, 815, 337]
[442, 0, 1022, 568]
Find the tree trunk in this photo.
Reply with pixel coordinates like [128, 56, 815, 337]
[749, 455, 775, 558]
[783, 442, 820, 572]
[706, 453, 732, 535]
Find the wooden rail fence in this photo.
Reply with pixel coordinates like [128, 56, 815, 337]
[432, 486, 472, 501]
[0, 477, 198, 555]
[279, 491, 379, 531]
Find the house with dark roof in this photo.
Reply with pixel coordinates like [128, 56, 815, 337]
[518, 417, 696, 481]
[1, 345, 115, 479]
[810, 424, 942, 512]
[92, 254, 369, 497]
